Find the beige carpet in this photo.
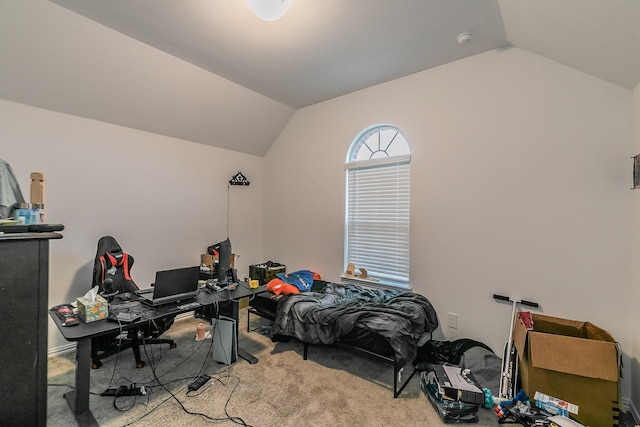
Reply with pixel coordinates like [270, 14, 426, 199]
[47, 310, 498, 426]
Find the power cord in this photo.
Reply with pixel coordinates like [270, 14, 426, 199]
[117, 324, 217, 423]
[94, 313, 252, 426]
[132, 319, 252, 426]
[121, 330, 201, 424]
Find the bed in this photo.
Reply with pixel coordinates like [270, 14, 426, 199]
[247, 280, 439, 397]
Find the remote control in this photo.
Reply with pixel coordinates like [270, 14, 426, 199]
[188, 374, 211, 391]
[177, 301, 201, 310]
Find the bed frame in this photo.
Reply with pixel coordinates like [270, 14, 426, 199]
[247, 301, 425, 398]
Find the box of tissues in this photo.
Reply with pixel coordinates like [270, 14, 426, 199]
[76, 287, 108, 323]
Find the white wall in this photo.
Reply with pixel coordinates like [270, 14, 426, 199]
[1, 99, 264, 350]
[0, 0, 294, 157]
[631, 82, 640, 416]
[264, 47, 634, 397]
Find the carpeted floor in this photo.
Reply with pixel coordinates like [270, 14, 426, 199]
[47, 310, 636, 426]
[47, 310, 501, 426]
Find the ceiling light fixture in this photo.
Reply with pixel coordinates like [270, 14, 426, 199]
[246, 0, 291, 22]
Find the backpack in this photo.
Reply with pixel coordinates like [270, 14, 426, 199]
[0, 159, 25, 219]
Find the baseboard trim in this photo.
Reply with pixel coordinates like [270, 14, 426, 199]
[48, 342, 76, 357]
[47, 312, 195, 357]
[626, 398, 639, 425]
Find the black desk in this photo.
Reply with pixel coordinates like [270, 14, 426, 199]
[49, 283, 266, 427]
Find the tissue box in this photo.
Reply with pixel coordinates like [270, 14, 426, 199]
[76, 294, 108, 323]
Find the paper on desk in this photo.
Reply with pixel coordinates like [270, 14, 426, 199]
[82, 286, 100, 303]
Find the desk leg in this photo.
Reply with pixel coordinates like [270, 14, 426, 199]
[230, 300, 258, 364]
[238, 348, 258, 364]
[63, 338, 98, 427]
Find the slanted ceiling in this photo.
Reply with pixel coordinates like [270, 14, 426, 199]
[1, 0, 639, 156]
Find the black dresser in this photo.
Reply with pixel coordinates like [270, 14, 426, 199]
[0, 232, 62, 427]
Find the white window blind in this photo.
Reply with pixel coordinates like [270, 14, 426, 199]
[345, 156, 410, 286]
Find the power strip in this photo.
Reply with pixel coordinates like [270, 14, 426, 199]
[101, 388, 119, 396]
[101, 385, 146, 396]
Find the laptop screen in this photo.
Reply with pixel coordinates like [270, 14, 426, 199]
[152, 266, 200, 300]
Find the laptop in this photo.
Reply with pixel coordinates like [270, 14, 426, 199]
[139, 266, 200, 307]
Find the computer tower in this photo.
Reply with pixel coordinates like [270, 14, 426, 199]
[212, 316, 237, 365]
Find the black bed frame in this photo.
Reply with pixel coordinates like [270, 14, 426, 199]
[247, 305, 423, 398]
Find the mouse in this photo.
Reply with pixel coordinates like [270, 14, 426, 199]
[120, 292, 131, 300]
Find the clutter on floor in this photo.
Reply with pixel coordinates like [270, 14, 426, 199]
[417, 310, 623, 426]
[420, 370, 480, 423]
[512, 312, 621, 427]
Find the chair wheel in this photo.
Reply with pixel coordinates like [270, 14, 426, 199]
[170, 343, 177, 349]
[91, 361, 102, 369]
[136, 361, 145, 369]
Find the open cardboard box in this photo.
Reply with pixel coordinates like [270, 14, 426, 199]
[513, 313, 621, 427]
[200, 253, 236, 272]
[201, 253, 216, 271]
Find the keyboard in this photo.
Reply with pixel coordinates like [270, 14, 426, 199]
[177, 301, 201, 310]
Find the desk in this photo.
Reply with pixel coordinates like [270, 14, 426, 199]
[49, 283, 266, 427]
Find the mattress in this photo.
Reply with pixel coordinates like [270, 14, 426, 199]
[249, 280, 437, 362]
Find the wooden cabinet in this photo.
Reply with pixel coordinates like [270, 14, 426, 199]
[0, 233, 61, 427]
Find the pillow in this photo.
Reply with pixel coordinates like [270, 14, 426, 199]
[266, 278, 300, 295]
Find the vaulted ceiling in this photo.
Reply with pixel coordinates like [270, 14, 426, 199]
[2, 1, 639, 155]
[50, 0, 640, 107]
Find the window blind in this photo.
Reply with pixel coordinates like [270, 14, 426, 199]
[345, 157, 410, 286]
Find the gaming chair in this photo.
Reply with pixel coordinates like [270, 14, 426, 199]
[93, 236, 138, 296]
[90, 236, 176, 369]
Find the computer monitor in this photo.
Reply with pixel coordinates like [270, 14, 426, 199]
[208, 238, 232, 283]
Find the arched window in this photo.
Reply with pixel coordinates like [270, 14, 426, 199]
[344, 124, 411, 288]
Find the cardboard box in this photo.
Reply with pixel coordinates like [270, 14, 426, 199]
[76, 294, 108, 323]
[249, 263, 286, 286]
[201, 253, 215, 271]
[513, 313, 620, 427]
[201, 253, 236, 276]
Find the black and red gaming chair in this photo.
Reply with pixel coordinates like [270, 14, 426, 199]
[90, 236, 176, 369]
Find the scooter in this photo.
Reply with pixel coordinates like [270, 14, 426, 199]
[492, 294, 539, 402]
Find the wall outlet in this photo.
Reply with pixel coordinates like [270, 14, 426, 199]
[447, 312, 458, 329]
